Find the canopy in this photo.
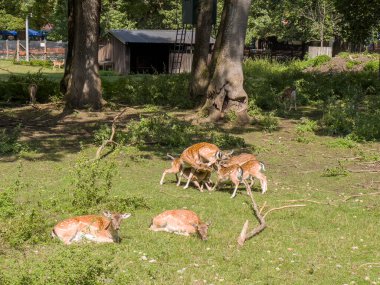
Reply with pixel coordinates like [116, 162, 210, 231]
[0, 30, 17, 36]
[28, 29, 43, 37]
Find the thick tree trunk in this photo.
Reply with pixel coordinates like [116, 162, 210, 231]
[201, 0, 251, 123]
[189, 0, 214, 100]
[62, 0, 103, 110]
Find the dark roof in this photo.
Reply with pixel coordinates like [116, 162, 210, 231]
[108, 29, 214, 44]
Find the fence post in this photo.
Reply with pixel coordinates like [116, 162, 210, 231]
[44, 39, 47, 61]
[16, 40, 20, 62]
[6, 39, 9, 59]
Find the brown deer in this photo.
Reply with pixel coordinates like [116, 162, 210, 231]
[52, 60, 64, 69]
[28, 83, 38, 104]
[212, 162, 252, 199]
[150, 209, 210, 240]
[52, 212, 131, 244]
[240, 160, 267, 195]
[281, 87, 297, 111]
[223, 153, 258, 186]
[160, 154, 212, 191]
[178, 142, 232, 189]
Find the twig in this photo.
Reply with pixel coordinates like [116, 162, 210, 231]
[262, 204, 306, 219]
[259, 201, 267, 214]
[348, 169, 380, 173]
[285, 199, 335, 206]
[95, 107, 128, 160]
[358, 262, 380, 269]
[343, 191, 380, 202]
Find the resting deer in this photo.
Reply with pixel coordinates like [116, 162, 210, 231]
[178, 142, 232, 189]
[150, 209, 210, 240]
[240, 160, 267, 195]
[52, 212, 131, 244]
[212, 162, 252, 199]
[282, 87, 297, 111]
[160, 154, 212, 191]
[52, 60, 64, 69]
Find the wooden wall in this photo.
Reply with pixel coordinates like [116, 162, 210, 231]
[98, 36, 130, 74]
[308, 46, 333, 58]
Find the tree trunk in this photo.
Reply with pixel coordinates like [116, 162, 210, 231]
[201, 0, 252, 123]
[189, 0, 214, 100]
[62, 0, 103, 110]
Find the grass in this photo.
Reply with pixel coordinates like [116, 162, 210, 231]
[0, 104, 380, 284]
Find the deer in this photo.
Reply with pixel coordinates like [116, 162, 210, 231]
[240, 160, 267, 195]
[160, 154, 212, 192]
[150, 209, 210, 240]
[51, 211, 131, 244]
[223, 153, 258, 186]
[212, 162, 252, 199]
[178, 142, 233, 189]
[52, 59, 64, 69]
[281, 87, 297, 111]
[28, 83, 38, 105]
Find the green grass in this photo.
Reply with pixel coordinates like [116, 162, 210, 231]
[0, 106, 379, 284]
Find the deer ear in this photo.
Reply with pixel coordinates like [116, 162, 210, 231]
[121, 213, 131, 219]
[206, 221, 212, 226]
[227, 150, 234, 156]
[191, 223, 198, 229]
[216, 151, 222, 159]
[103, 211, 112, 218]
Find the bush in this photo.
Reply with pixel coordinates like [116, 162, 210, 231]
[0, 125, 28, 155]
[210, 132, 246, 149]
[257, 112, 279, 132]
[102, 74, 194, 108]
[312, 55, 331, 67]
[322, 161, 348, 177]
[363, 60, 379, 72]
[126, 114, 196, 147]
[0, 71, 60, 103]
[346, 60, 360, 69]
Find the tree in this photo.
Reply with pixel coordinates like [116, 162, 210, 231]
[189, 0, 214, 99]
[201, 0, 252, 123]
[61, 0, 103, 110]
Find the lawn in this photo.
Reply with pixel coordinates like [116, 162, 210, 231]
[0, 102, 379, 284]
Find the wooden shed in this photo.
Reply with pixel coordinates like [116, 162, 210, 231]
[98, 30, 214, 75]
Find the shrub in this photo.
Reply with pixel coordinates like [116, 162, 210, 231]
[322, 161, 348, 177]
[0, 125, 28, 155]
[210, 132, 246, 149]
[0, 71, 60, 103]
[337, 52, 350, 59]
[312, 55, 331, 67]
[257, 112, 279, 132]
[296, 118, 318, 134]
[363, 60, 379, 72]
[326, 137, 357, 149]
[346, 60, 360, 69]
[126, 114, 196, 147]
[0, 187, 17, 219]
[69, 155, 116, 211]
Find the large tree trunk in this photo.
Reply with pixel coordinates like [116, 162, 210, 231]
[189, 0, 214, 100]
[201, 0, 251, 123]
[61, 0, 103, 110]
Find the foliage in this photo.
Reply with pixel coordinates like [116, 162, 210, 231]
[363, 60, 379, 72]
[210, 132, 246, 149]
[346, 60, 360, 69]
[13, 60, 52, 68]
[322, 161, 349, 177]
[295, 118, 318, 143]
[69, 155, 116, 211]
[0, 125, 28, 155]
[0, 71, 60, 103]
[312, 55, 331, 67]
[257, 112, 280, 132]
[102, 74, 194, 108]
[325, 137, 357, 149]
[126, 114, 196, 148]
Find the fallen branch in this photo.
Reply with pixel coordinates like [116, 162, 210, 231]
[348, 169, 380, 173]
[343, 191, 380, 202]
[285, 199, 335, 206]
[262, 204, 306, 219]
[237, 192, 267, 246]
[358, 262, 380, 269]
[95, 107, 129, 160]
[259, 201, 267, 214]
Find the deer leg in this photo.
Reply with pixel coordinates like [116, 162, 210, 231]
[255, 172, 268, 194]
[183, 169, 194, 189]
[211, 180, 220, 192]
[230, 183, 239, 199]
[176, 169, 184, 186]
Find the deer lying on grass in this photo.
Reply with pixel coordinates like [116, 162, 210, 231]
[178, 142, 232, 189]
[240, 160, 267, 195]
[150, 209, 210, 240]
[212, 162, 252, 199]
[52, 60, 64, 69]
[282, 87, 297, 111]
[52, 212, 131, 244]
[160, 154, 212, 191]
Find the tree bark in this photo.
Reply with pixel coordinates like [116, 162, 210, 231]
[189, 0, 214, 100]
[62, 0, 103, 110]
[201, 0, 252, 123]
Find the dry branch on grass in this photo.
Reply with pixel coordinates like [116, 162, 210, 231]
[343, 191, 380, 202]
[285, 199, 336, 206]
[95, 107, 129, 160]
[358, 262, 380, 269]
[262, 204, 306, 219]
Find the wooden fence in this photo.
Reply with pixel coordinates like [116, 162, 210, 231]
[308, 46, 332, 58]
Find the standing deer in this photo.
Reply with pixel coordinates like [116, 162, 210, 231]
[212, 162, 252, 199]
[150, 209, 210, 240]
[160, 154, 212, 191]
[52, 60, 64, 69]
[178, 142, 232, 189]
[240, 160, 267, 195]
[282, 87, 297, 111]
[52, 212, 131, 244]
[223, 153, 258, 186]
[28, 83, 38, 104]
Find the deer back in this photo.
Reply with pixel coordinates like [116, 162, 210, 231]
[226, 153, 257, 166]
[180, 142, 220, 166]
